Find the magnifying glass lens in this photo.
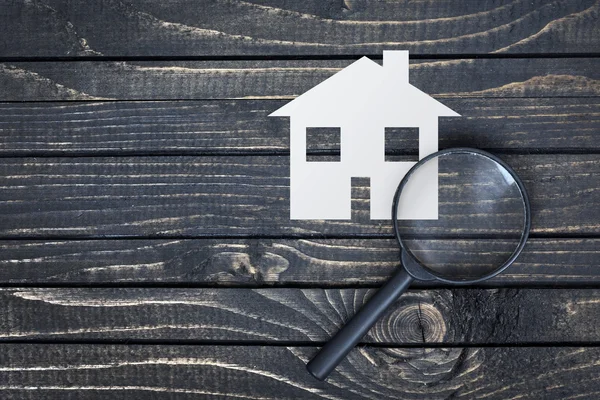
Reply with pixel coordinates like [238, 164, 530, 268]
[395, 151, 528, 282]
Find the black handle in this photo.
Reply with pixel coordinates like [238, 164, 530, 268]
[306, 268, 414, 380]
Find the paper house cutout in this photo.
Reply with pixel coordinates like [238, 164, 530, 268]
[270, 51, 460, 220]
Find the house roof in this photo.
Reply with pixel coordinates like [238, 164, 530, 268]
[269, 55, 459, 120]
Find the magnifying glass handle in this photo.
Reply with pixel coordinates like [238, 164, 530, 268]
[307, 268, 414, 381]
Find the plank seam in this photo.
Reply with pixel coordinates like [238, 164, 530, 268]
[1, 339, 599, 348]
[0, 234, 596, 240]
[0, 283, 599, 289]
[1, 54, 600, 63]
[1, 149, 599, 158]
[3, 96, 600, 104]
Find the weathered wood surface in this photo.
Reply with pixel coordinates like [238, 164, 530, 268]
[1, 58, 599, 101]
[0, 155, 598, 237]
[0, 0, 598, 397]
[0, 238, 597, 286]
[1, 288, 599, 344]
[2, 0, 599, 57]
[1, 98, 599, 156]
[1, 344, 599, 399]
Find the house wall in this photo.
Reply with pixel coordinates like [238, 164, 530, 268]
[290, 118, 350, 219]
[418, 119, 438, 159]
[289, 118, 439, 220]
[340, 123, 384, 176]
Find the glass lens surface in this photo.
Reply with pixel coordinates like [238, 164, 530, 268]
[395, 151, 527, 282]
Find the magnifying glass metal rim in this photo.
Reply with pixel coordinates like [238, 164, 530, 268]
[392, 147, 532, 285]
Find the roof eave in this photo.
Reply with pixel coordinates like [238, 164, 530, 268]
[268, 106, 291, 117]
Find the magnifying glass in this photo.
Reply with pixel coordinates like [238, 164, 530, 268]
[307, 148, 531, 380]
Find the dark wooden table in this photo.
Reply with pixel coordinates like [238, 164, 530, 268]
[1, 1, 599, 398]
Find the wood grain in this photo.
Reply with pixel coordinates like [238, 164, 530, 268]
[2, 0, 599, 57]
[0, 238, 598, 285]
[1, 287, 599, 344]
[1, 0, 598, 397]
[1, 98, 599, 156]
[1, 58, 599, 101]
[1, 344, 599, 399]
[0, 155, 598, 237]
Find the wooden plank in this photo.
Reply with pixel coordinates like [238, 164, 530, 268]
[0, 238, 597, 285]
[0, 155, 598, 237]
[1, 58, 598, 101]
[0, 344, 598, 399]
[1, 287, 599, 344]
[2, 0, 599, 57]
[1, 98, 599, 155]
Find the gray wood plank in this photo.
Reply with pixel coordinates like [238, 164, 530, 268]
[0, 344, 598, 399]
[1, 98, 599, 155]
[1, 287, 599, 344]
[1, 58, 598, 101]
[2, 0, 599, 57]
[0, 155, 598, 237]
[0, 239, 597, 285]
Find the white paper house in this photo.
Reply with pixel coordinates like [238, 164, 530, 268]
[270, 51, 460, 220]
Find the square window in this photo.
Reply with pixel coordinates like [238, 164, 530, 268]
[384, 127, 419, 162]
[306, 127, 341, 162]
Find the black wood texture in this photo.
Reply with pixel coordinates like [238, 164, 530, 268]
[0, 98, 598, 156]
[1, 288, 598, 344]
[0, 344, 599, 399]
[0, 238, 597, 286]
[0, 58, 598, 101]
[1, 0, 599, 57]
[1, 0, 599, 397]
[0, 155, 597, 237]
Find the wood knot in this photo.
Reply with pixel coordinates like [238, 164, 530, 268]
[204, 251, 289, 283]
[369, 293, 447, 345]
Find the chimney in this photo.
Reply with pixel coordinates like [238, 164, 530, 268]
[383, 50, 409, 83]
